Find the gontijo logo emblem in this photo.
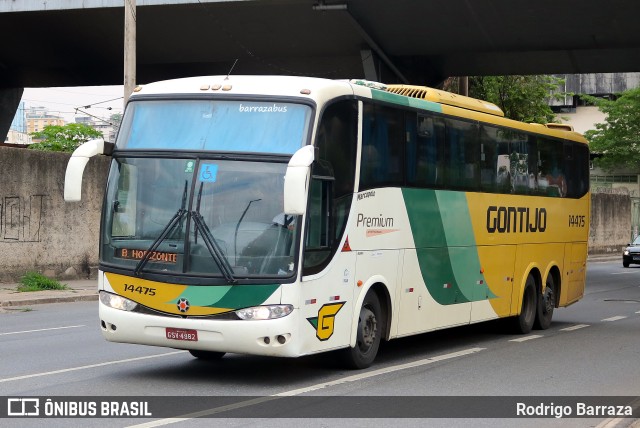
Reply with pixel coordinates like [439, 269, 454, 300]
[307, 302, 345, 341]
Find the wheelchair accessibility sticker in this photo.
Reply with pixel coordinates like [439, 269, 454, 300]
[199, 163, 218, 182]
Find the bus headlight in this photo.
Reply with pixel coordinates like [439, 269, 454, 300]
[624, 250, 629, 256]
[235, 305, 293, 320]
[100, 291, 138, 312]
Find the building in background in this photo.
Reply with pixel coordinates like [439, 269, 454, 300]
[74, 115, 118, 142]
[3, 101, 32, 145]
[551, 73, 640, 192]
[26, 106, 65, 135]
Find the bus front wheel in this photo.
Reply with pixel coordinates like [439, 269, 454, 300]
[510, 274, 537, 334]
[341, 291, 383, 369]
[534, 274, 555, 330]
[188, 350, 226, 360]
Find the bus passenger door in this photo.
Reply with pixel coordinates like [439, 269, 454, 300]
[299, 251, 357, 355]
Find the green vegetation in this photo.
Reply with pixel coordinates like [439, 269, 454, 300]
[469, 75, 566, 123]
[582, 87, 640, 171]
[17, 272, 68, 292]
[29, 123, 102, 152]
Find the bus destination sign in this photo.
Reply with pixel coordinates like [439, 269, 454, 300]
[116, 248, 178, 264]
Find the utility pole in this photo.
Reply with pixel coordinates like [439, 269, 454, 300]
[459, 76, 469, 97]
[124, 0, 136, 105]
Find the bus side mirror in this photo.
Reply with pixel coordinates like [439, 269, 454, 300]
[284, 145, 315, 215]
[64, 138, 113, 201]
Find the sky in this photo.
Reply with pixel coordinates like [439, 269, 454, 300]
[20, 85, 125, 124]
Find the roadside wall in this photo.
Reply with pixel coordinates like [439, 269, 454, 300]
[589, 189, 631, 255]
[0, 146, 109, 282]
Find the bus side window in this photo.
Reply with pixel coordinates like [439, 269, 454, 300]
[303, 100, 357, 276]
[479, 126, 498, 192]
[360, 103, 404, 190]
[538, 137, 566, 197]
[445, 118, 479, 190]
[572, 143, 590, 198]
[407, 113, 444, 188]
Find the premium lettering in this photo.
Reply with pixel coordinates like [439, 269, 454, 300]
[486, 206, 547, 233]
[357, 213, 394, 228]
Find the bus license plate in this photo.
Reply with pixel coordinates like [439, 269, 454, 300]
[166, 328, 198, 341]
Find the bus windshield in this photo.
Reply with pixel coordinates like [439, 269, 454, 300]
[101, 157, 298, 281]
[117, 99, 312, 154]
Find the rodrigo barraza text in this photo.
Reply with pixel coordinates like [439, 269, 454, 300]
[516, 402, 632, 418]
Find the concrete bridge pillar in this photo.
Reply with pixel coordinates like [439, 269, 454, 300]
[0, 87, 24, 142]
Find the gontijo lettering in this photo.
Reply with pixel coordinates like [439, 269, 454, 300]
[486, 206, 547, 233]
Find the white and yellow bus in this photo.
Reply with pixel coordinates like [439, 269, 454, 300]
[65, 76, 589, 369]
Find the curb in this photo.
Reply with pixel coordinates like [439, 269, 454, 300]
[0, 294, 98, 307]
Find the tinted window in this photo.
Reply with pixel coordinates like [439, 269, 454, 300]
[303, 100, 358, 275]
[360, 103, 405, 190]
[406, 113, 445, 188]
[444, 118, 479, 189]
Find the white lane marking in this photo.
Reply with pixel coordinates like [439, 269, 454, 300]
[127, 347, 486, 427]
[509, 334, 543, 343]
[601, 316, 628, 322]
[611, 271, 638, 275]
[560, 324, 590, 331]
[636, 311, 640, 314]
[0, 351, 186, 383]
[0, 325, 85, 336]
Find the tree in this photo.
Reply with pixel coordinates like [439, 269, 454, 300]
[582, 88, 640, 171]
[29, 123, 102, 152]
[467, 75, 565, 123]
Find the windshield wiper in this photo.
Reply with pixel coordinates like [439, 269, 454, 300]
[191, 182, 237, 283]
[134, 181, 188, 276]
[234, 198, 261, 263]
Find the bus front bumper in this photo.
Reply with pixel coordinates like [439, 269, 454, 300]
[98, 299, 302, 358]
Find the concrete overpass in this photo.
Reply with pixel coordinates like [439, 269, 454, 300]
[3, 0, 640, 139]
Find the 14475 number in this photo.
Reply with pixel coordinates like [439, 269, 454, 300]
[124, 283, 156, 296]
[569, 215, 586, 227]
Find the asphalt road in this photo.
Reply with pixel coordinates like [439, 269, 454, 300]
[1, 259, 639, 428]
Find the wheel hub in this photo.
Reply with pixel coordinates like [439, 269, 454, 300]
[358, 307, 377, 350]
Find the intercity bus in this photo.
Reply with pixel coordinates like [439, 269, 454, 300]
[64, 76, 589, 369]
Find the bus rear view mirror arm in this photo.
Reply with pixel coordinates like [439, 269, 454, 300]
[64, 139, 114, 202]
[284, 145, 315, 215]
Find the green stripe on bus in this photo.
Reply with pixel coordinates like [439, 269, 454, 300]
[370, 89, 442, 113]
[211, 284, 280, 309]
[402, 189, 494, 305]
[169, 284, 280, 310]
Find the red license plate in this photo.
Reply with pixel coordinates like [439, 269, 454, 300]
[166, 327, 198, 341]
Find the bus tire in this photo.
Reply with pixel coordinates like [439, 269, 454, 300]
[510, 274, 537, 334]
[534, 274, 555, 330]
[188, 350, 226, 360]
[341, 291, 383, 370]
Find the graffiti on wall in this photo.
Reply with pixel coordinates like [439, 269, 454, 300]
[1, 195, 46, 242]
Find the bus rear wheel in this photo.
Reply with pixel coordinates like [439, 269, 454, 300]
[510, 274, 537, 334]
[341, 291, 383, 370]
[534, 274, 555, 330]
[188, 350, 226, 360]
